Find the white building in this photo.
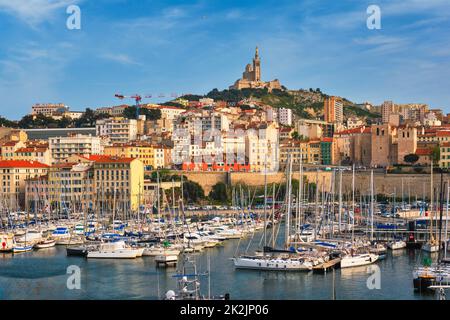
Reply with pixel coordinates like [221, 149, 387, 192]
[49, 134, 103, 163]
[245, 122, 279, 172]
[31, 103, 68, 117]
[96, 117, 138, 143]
[278, 108, 292, 126]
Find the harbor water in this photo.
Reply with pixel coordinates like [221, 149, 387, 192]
[0, 232, 440, 300]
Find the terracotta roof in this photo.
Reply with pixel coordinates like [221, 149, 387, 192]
[78, 155, 135, 164]
[416, 148, 432, 155]
[335, 126, 366, 135]
[436, 131, 450, 137]
[1, 141, 19, 147]
[15, 147, 48, 153]
[0, 160, 49, 168]
[321, 137, 333, 142]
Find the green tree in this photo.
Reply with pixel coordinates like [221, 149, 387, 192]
[183, 181, 205, 203]
[123, 106, 161, 120]
[0, 116, 18, 128]
[209, 182, 229, 203]
[75, 108, 109, 127]
[432, 146, 440, 164]
[404, 153, 419, 165]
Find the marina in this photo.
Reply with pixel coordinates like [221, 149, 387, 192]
[0, 231, 445, 300]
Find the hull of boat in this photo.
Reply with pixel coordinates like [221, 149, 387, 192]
[13, 245, 34, 253]
[155, 255, 178, 264]
[340, 254, 379, 268]
[66, 246, 88, 257]
[143, 248, 181, 256]
[422, 243, 439, 253]
[87, 250, 138, 259]
[387, 241, 407, 250]
[35, 240, 56, 249]
[232, 257, 312, 271]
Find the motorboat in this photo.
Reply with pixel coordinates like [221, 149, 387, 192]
[340, 253, 379, 268]
[387, 240, 407, 250]
[0, 233, 15, 252]
[232, 255, 313, 271]
[87, 240, 139, 259]
[34, 239, 56, 249]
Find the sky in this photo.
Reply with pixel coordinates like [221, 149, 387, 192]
[0, 0, 450, 120]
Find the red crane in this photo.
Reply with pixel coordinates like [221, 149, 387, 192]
[114, 93, 152, 119]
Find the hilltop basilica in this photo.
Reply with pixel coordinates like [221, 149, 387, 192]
[229, 47, 283, 92]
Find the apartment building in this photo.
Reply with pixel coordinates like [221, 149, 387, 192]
[278, 108, 293, 126]
[0, 160, 49, 207]
[93, 157, 144, 212]
[49, 134, 103, 163]
[96, 117, 138, 143]
[324, 96, 343, 124]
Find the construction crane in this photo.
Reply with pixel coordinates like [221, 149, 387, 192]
[114, 93, 152, 119]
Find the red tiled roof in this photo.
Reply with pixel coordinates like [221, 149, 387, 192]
[321, 137, 333, 142]
[416, 148, 432, 155]
[335, 126, 366, 135]
[1, 141, 19, 147]
[15, 147, 47, 153]
[436, 131, 450, 137]
[0, 160, 48, 168]
[94, 157, 135, 164]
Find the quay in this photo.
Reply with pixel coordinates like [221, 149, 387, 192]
[313, 257, 341, 273]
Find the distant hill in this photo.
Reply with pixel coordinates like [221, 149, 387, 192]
[173, 88, 380, 121]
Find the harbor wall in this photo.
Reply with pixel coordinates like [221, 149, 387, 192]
[182, 171, 450, 198]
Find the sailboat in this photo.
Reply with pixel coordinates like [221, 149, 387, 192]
[423, 162, 440, 253]
[0, 232, 15, 253]
[165, 252, 229, 300]
[232, 154, 315, 271]
[340, 167, 379, 268]
[34, 238, 56, 249]
[387, 239, 407, 250]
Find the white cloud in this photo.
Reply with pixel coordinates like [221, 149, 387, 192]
[100, 53, 140, 66]
[0, 0, 81, 25]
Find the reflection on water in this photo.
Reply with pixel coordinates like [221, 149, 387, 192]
[0, 237, 443, 300]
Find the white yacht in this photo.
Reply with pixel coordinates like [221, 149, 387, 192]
[232, 255, 313, 271]
[87, 241, 139, 259]
[340, 253, 379, 268]
[387, 240, 407, 250]
[0, 233, 15, 252]
[34, 239, 56, 249]
[15, 230, 43, 244]
[422, 242, 440, 253]
[143, 245, 182, 257]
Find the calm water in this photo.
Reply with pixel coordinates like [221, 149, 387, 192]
[0, 233, 442, 300]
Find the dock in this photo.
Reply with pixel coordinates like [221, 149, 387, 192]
[313, 258, 341, 273]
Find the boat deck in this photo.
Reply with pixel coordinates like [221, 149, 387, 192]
[312, 258, 341, 273]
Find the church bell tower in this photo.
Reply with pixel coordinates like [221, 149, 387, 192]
[253, 46, 261, 82]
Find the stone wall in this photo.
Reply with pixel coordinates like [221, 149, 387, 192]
[181, 171, 447, 198]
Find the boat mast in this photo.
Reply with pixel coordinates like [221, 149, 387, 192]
[445, 181, 449, 261]
[285, 155, 292, 249]
[430, 161, 434, 244]
[298, 146, 303, 237]
[438, 171, 445, 262]
[370, 169, 374, 242]
[272, 183, 275, 249]
[352, 164, 355, 245]
[263, 153, 267, 247]
[338, 167, 343, 234]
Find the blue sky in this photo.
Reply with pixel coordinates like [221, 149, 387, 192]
[1, 0, 450, 119]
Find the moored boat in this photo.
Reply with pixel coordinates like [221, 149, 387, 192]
[34, 239, 56, 249]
